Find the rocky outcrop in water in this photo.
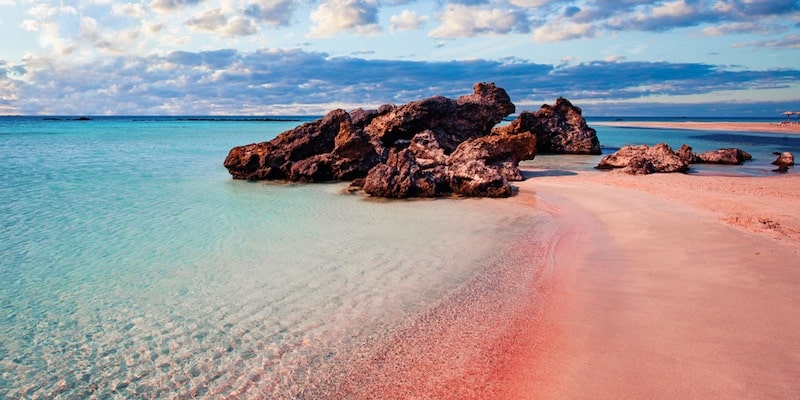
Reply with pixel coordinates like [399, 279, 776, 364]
[224, 83, 597, 198]
[772, 151, 794, 172]
[597, 143, 754, 174]
[596, 143, 689, 174]
[695, 148, 752, 165]
[492, 97, 601, 154]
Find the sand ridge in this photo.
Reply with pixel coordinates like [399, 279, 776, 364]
[594, 120, 800, 135]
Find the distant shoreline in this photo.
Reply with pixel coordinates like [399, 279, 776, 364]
[593, 120, 800, 135]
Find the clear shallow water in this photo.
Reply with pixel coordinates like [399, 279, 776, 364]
[0, 117, 543, 398]
[1, 116, 796, 398]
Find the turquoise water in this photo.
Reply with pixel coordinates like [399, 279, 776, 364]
[0, 117, 545, 398]
[1, 116, 796, 398]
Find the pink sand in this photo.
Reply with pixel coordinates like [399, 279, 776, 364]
[308, 171, 800, 399]
[507, 171, 800, 399]
[594, 120, 800, 135]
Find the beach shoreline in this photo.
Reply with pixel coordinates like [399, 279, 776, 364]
[593, 120, 800, 135]
[504, 170, 800, 398]
[299, 169, 800, 399]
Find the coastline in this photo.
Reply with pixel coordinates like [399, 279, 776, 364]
[298, 169, 799, 399]
[593, 120, 800, 135]
[506, 170, 800, 398]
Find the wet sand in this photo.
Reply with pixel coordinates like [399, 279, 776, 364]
[506, 170, 800, 399]
[594, 120, 800, 135]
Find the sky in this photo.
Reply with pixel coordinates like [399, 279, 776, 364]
[0, 0, 799, 116]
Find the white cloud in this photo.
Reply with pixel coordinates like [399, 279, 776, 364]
[733, 33, 800, 49]
[701, 22, 773, 36]
[20, 19, 40, 31]
[112, 3, 147, 18]
[79, 16, 100, 42]
[533, 21, 594, 42]
[651, 0, 694, 18]
[150, 0, 206, 14]
[244, 0, 297, 26]
[390, 10, 427, 31]
[508, 0, 549, 8]
[429, 4, 529, 38]
[27, 4, 78, 19]
[0, 0, 15, 5]
[185, 8, 258, 36]
[223, 16, 257, 36]
[186, 8, 227, 31]
[307, 0, 381, 38]
[711, 0, 735, 13]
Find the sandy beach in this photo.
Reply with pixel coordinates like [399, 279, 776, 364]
[594, 120, 800, 135]
[307, 168, 799, 399]
[502, 170, 800, 399]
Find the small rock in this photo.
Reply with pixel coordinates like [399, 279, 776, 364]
[771, 151, 794, 173]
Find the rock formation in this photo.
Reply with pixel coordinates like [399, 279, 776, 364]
[694, 148, 752, 165]
[597, 143, 754, 174]
[772, 151, 794, 173]
[492, 97, 601, 154]
[224, 83, 597, 198]
[596, 143, 689, 174]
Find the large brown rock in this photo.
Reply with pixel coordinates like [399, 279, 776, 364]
[362, 148, 439, 198]
[224, 82, 566, 198]
[223, 109, 351, 180]
[495, 98, 600, 154]
[446, 159, 511, 198]
[364, 82, 515, 152]
[695, 148, 752, 165]
[447, 132, 537, 182]
[597, 143, 756, 174]
[596, 143, 689, 174]
[361, 131, 536, 198]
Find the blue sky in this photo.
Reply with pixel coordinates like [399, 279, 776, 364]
[0, 0, 799, 116]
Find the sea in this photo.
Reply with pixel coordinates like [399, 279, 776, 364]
[1, 115, 797, 399]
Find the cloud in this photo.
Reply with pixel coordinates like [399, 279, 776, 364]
[390, 10, 428, 31]
[20, 19, 40, 31]
[508, 0, 550, 7]
[307, 0, 381, 38]
[533, 21, 594, 42]
[185, 8, 228, 31]
[734, 33, 800, 49]
[244, 0, 297, 26]
[701, 22, 776, 36]
[111, 3, 147, 18]
[606, 0, 709, 31]
[27, 3, 78, 19]
[185, 8, 258, 36]
[429, 4, 530, 38]
[595, 0, 800, 33]
[4, 48, 800, 115]
[150, 0, 206, 13]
